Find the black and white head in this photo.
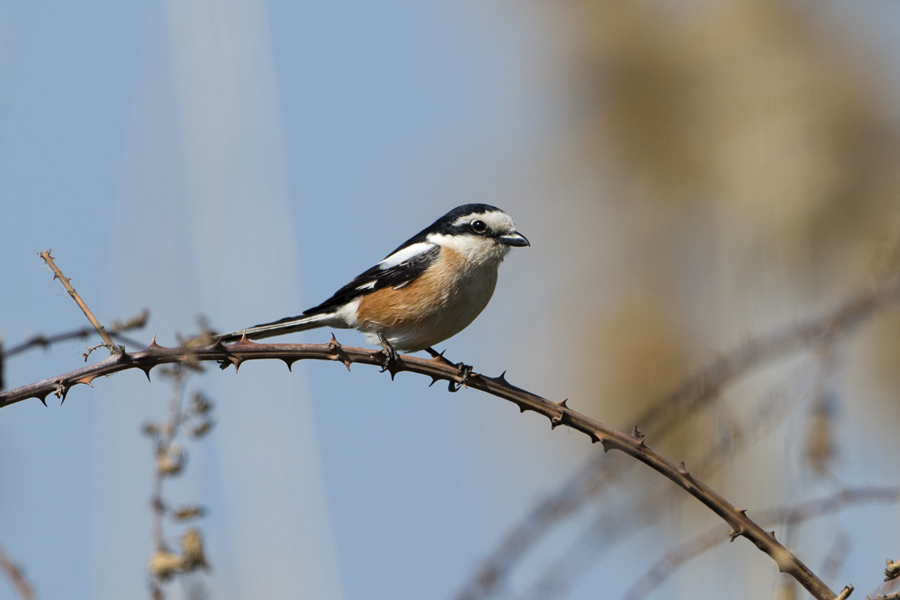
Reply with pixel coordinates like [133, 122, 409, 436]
[415, 204, 529, 266]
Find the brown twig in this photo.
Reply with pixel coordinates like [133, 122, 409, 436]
[622, 487, 899, 600]
[0, 541, 38, 600]
[39, 251, 121, 356]
[2, 311, 149, 358]
[455, 280, 900, 600]
[0, 337, 843, 599]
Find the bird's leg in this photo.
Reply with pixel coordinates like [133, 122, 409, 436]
[377, 332, 398, 372]
[425, 347, 472, 393]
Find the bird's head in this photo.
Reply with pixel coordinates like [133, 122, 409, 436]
[426, 204, 530, 266]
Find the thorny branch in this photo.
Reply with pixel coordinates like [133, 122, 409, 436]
[0, 310, 147, 391]
[0, 337, 846, 599]
[623, 487, 900, 600]
[0, 541, 37, 600]
[454, 278, 900, 600]
[523, 355, 828, 600]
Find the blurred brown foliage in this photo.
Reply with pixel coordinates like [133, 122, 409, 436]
[464, 0, 900, 597]
[544, 0, 900, 438]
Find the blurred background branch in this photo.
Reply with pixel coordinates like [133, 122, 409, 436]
[0, 542, 38, 600]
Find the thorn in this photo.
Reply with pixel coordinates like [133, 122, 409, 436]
[550, 415, 563, 429]
[677, 461, 688, 474]
[735, 508, 747, 516]
[327, 334, 352, 370]
[149, 335, 160, 348]
[516, 402, 527, 413]
[282, 359, 296, 372]
[768, 530, 776, 540]
[139, 365, 153, 381]
[631, 426, 644, 441]
[37, 394, 48, 407]
[233, 334, 256, 346]
[427, 348, 452, 366]
[728, 528, 742, 542]
[210, 338, 227, 352]
[428, 377, 440, 387]
[600, 438, 613, 453]
[496, 371, 508, 384]
[557, 398, 569, 409]
[75, 375, 95, 387]
[232, 358, 243, 373]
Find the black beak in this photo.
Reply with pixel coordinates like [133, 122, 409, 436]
[498, 231, 530, 247]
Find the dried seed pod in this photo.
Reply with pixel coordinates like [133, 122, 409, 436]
[181, 528, 210, 572]
[885, 559, 900, 581]
[148, 550, 182, 580]
[156, 444, 186, 477]
[171, 505, 206, 521]
[190, 420, 215, 439]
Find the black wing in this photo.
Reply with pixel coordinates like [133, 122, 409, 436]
[302, 244, 440, 316]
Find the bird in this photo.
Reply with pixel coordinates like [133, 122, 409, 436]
[217, 204, 529, 370]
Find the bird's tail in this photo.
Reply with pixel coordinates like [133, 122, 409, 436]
[217, 312, 337, 343]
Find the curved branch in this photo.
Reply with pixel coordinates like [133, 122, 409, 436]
[0, 337, 844, 599]
[456, 279, 900, 600]
[524, 358, 825, 600]
[623, 487, 900, 600]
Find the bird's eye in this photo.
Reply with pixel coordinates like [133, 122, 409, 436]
[471, 220, 487, 233]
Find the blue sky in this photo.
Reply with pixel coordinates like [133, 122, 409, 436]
[0, 1, 559, 599]
[4, 2, 900, 600]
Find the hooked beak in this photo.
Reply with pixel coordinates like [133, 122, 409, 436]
[498, 231, 530, 247]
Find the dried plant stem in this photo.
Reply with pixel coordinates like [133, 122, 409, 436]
[39, 251, 120, 356]
[0, 338, 844, 599]
[152, 372, 187, 551]
[457, 280, 900, 600]
[623, 487, 899, 600]
[0, 541, 37, 600]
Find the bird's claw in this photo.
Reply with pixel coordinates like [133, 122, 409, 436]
[427, 348, 472, 392]
[448, 362, 473, 393]
[377, 332, 398, 372]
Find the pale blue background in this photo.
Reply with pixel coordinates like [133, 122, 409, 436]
[0, 2, 561, 599]
[3, 2, 900, 600]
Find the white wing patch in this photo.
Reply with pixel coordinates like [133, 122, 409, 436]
[379, 242, 435, 270]
[355, 281, 376, 290]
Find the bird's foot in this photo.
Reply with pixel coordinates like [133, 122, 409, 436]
[425, 347, 472, 393]
[377, 332, 398, 372]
